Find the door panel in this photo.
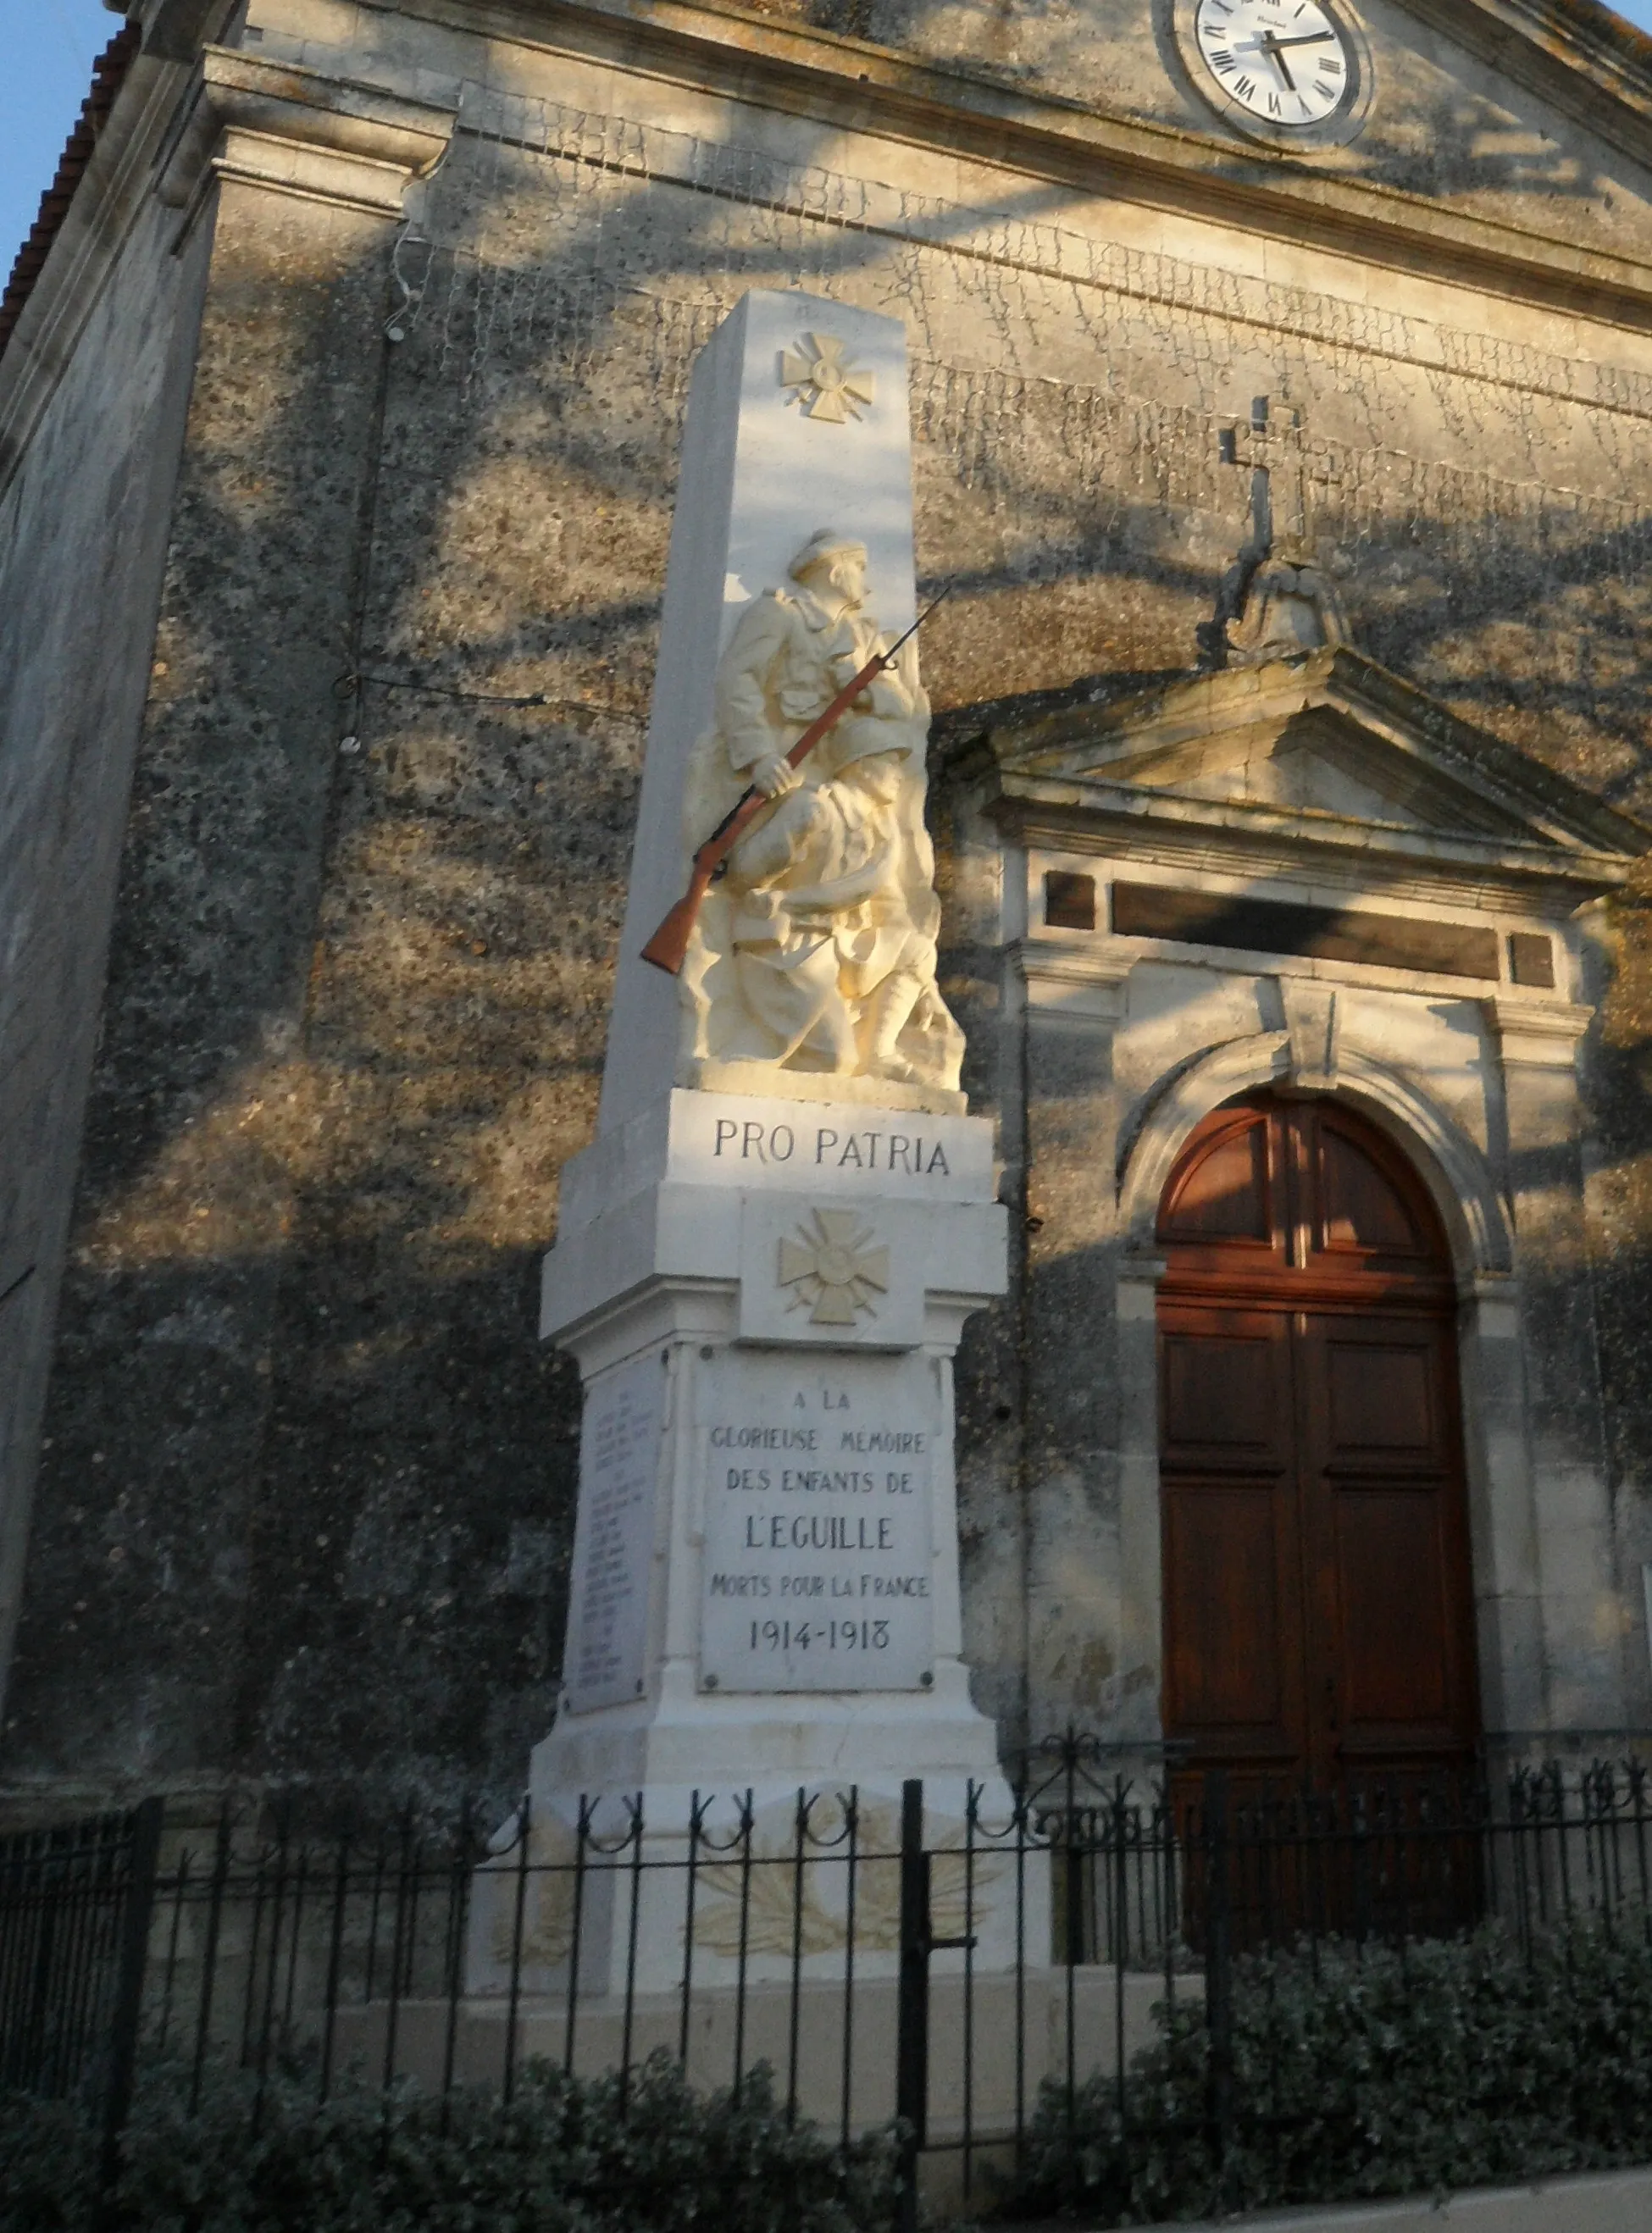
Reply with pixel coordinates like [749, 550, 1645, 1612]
[1322, 1336, 1437, 1458]
[1316, 1125, 1427, 1260]
[1160, 1308, 1303, 1768]
[1161, 1120, 1275, 1246]
[1161, 1324, 1283, 1458]
[1305, 1312, 1474, 1765]
[1333, 1490, 1454, 1728]
[1156, 1094, 1480, 1803]
[1163, 1485, 1287, 1731]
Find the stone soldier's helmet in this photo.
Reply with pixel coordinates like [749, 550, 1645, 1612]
[787, 528, 868, 582]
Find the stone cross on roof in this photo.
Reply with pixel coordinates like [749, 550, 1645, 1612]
[1217, 395, 1338, 558]
[1202, 393, 1350, 668]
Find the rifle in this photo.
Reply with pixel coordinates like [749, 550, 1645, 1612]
[640, 585, 952, 976]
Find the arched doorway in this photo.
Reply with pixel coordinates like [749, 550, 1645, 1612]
[1156, 1091, 1482, 1801]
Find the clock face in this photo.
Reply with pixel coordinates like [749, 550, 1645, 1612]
[1193, 0, 1355, 129]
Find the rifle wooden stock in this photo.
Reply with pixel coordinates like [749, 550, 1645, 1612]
[640, 651, 887, 976]
[638, 856, 720, 977]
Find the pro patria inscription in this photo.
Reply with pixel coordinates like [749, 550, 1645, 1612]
[663, 1089, 995, 1204]
[699, 1349, 935, 1692]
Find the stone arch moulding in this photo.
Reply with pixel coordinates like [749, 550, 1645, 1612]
[1116, 1030, 1515, 1281]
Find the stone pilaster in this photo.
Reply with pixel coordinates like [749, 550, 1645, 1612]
[2, 61, 456, 1792]
[1483, 995, 1622, 1732]
[1455, 1271, 1548, 1740]
[1012, 942, 1143, 1743]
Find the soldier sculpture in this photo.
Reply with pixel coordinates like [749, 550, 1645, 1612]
[660, 529, 964, 1098]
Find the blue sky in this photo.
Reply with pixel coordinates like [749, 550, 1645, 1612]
[5, 0, 1652, 286]
[4, 0, 121, 282]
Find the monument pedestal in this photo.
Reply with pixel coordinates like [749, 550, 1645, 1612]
[540, 1089, 1005, 1779]
[466, 1087, 1037, 1997]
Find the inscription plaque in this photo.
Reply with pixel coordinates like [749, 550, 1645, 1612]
[699, 1349, 935, 1692]
[563, 1352, 664, 1712]
[1111, 879, 1500, 982]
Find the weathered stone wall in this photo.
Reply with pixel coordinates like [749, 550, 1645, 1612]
[0, 151, 607, 1812]
[0, 144, 212, 1779]
[758, 0, 1652, 252]
[3, 172, 406, 1801]
[8, 0, 1652, 1813]
[359, 66, 1652, 1760]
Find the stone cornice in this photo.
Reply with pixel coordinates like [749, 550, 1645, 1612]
[1483, 993, 1595, 1065]
[409, 0, 1652, 330]
[158, 48, 458, 219]
[1011, 939, 1133, 1022]
[1399, 0, 1652, 175]
[125, 0, 1652, 183]
[124, 0, 240, 65]
[0, 42, 457, 497]
[967, 646, 1649, 916]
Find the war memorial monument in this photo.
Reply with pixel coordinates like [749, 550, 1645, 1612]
[471, 287, 1034, 1999]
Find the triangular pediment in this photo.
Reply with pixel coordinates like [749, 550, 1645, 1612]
[1052, 695, 1542, 842]
[976, 648, 1649, 890]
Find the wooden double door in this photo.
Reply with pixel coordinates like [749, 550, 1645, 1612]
[1157, 1094, 1481, 1804]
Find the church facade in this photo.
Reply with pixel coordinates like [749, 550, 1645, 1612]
[4, 0, 1652, 1816]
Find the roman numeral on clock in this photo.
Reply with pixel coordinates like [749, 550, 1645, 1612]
[1208, 45, 1235, 67]
[1235, 72, 1257, 96]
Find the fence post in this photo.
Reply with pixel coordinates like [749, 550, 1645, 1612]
[99, 1797, 164, 2196]
[895, 1779, 929, 2233]
[1203, 1770, 1234, 2196]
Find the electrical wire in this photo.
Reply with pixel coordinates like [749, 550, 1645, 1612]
[334, 668, 640, 715]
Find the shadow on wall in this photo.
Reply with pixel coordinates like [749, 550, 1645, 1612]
[10, 101, 1652, 1815]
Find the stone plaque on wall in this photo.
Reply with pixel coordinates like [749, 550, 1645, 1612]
[563, 1351, 665, 1713]
[698, 1348, 935, 1693]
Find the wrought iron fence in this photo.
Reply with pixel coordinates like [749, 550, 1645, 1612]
[0, 1798, 161, 2178]
[6, 1743, 1652, 2219]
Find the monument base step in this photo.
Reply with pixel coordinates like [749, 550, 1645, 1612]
[330, 1961, 1194, 2143]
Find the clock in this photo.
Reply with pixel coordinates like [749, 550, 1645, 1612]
[1176, 0, 1373, 147]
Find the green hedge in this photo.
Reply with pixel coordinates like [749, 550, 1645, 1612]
[1004, 1916, 1652, 2224]
[0, 2052, 901, 2233]
[14, 1919, 1652, 2230]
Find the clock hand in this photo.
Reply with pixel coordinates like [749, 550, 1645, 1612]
[1255, 28, 1298, 87]
[1267, 30, 1337, 46]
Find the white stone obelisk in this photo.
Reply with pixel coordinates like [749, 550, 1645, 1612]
[599, 290, 923, 1127]
[475, 291, 1033, 1996]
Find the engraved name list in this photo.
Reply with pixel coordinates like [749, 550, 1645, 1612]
[563, 1353, 664, 1713]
